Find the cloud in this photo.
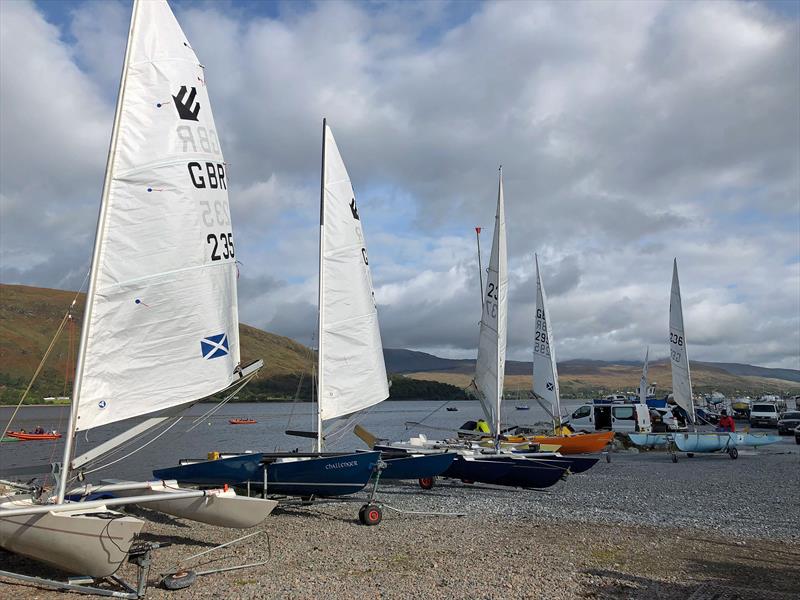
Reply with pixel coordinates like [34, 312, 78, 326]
[1, 0, 798, 370]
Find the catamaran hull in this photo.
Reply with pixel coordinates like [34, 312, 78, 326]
[443, 456, 567, 489]
[102, 482, 278, 528]
[627, 433, 672, 447]
[381, 453, 456, 480]
[0, 495, 143, 578]
[673, 432, 733, 453]
[154, 451, 381, 497]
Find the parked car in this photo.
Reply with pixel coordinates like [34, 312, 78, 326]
[568, 402, 651, 433]
[750, 403, 780, 428]
[777, 411, 800, 435]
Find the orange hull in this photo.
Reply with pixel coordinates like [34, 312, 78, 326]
[531, 431, 615, 454]
[229, 419, 257, 425]
[6, 431, 62, 441]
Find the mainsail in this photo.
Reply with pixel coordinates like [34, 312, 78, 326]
[69, 0, 241, 433]
[639, 346, 649, 404]
[317, 121, 389, 425]
[669, 259, 695, 424]
[532, 254, 561, 425]
[474, 169, 508, 438]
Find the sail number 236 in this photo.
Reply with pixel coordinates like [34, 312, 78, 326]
[207, 232, 234, 261]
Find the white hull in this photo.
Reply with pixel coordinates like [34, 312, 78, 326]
[0, 494, 143, 578]
[106, 481, 277, 528]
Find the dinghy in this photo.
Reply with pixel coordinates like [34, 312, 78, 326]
[157, 122, 453, 507]
[0, 0, 276, 580]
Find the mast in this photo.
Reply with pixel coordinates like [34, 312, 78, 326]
[316, 118, 327, 452]
[639, 346, 649, 405]
[475, 226, 484, 311]
[57, 0, 140, 504]
[494, 166, 503, 449]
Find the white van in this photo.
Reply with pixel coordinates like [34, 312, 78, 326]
[568, 402, 652, 433]
[750, 403, 779, 428]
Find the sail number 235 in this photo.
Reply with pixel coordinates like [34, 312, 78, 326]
[207, 232, 234, 261]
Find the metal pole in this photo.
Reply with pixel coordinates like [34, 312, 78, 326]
[316, 118, 327, 452]
[57, 0, 140, 504]
[475, 227, 484, 312]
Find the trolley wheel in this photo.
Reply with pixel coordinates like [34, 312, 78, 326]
[418, 477, 435, 490]
[687, 453, 695, 458]
[605, 453, 611, 464]
[671, 454, 678, 463]
[359, 503, 382, 526]
[728, 447, 738, 460]
[161, 570, 197, 590]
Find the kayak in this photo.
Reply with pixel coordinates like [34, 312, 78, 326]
[229, 418, 257, 425]
[5, 431, 62, 441]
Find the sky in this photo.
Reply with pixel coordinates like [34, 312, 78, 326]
[1, 0, 798, 369]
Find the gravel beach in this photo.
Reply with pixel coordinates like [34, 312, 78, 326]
[2, 442, 798, 599]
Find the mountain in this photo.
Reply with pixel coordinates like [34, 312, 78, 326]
[382, 349, 800, 398]
[1, 283, 797, 403]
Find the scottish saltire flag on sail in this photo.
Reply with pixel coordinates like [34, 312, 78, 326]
[474, 169, 508, 435]
[318, 123, 389, 421]
[74, 0, 240, 431]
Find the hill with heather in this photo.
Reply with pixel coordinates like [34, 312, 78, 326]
[1, 284, 798, 403]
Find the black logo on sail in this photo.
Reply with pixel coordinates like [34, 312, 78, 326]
[173, 86, 200, 121]
[350, 198, 360, 221]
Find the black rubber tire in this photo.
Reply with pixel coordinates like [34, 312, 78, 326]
[359, 503, 382, 526]
[729, 447, 738, 460]
[687, 453, 695, 458]
[671, 454, 678, 463]
[418, 477, 435, 490]
[161, 570, 197, 590]
[606, 453, 611, 464]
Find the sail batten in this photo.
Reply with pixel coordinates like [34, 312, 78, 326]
[317, 124, 389, 423]
[71, 0, 241, 433]
[474, 169, 508, 438]
[532, 255, 561, 424]
[669, 259, 695, 424]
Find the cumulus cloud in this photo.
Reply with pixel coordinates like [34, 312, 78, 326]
[1, 0, 798, 369]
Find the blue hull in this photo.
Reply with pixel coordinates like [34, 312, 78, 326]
[673, 432, 733, 452]
[381, 453, 455, 480]
[628, 433, 671, 447]
[443, 455, 567, 489]
[154, 451, 380, 497]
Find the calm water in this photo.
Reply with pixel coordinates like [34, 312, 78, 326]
[0, 399, 585, 483]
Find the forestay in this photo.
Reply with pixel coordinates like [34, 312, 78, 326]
[532, 255, 561, 423]
[74, 0, 240, 431]
[639, 346, 649, 404]
[669, 259, 695, 424]
[474, 170, 508, 437]
[318, 124, 389, 421]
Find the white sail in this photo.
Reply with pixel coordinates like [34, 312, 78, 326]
[317, 123, 389, 422]
[474, 169, 508, 437]
[639, 346, 649, 404]
[669, 259, 695, 424]
[73, 0, 240, 431]
[532, 254, 561, 424]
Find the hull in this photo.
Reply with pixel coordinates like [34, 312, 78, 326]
[0, 495, 143, 578]
[154, 451, 381, 497]
[531, 431, 615, 454]
[511, 452, 599, 474]
[443, 455, 567, 489]
[380, 453, 456, 480]
[673, 432, 733, 452]
[6, 431, 62, 441]
[628, 433, 671, 447]
[731, 433, 782, 447]
[105, 481, 277, 528]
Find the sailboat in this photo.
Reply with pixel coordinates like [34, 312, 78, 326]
[154, 121, 453, 504]
[0, 0, 277, 580]
[513, 256, 614, 454]
[375, 169, 574, 488]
